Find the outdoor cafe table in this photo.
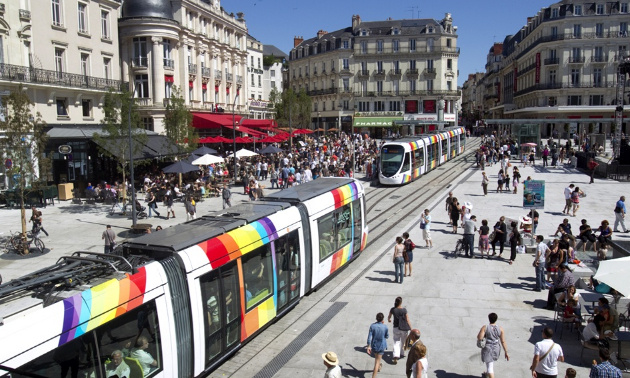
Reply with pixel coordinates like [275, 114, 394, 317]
[577, 289, 614, 315]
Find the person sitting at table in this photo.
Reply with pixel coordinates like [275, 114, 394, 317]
[557, 285, 579, 308]
[582, 314, 609, 349]
[595, 297, 619, 333]
[546, 264, 574, 310]
[563, 298, 580, 324]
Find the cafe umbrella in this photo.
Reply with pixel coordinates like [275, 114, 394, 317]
[162, 160, 200, 174]
[593, 256, 630, 297]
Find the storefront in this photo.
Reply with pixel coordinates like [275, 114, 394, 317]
[352, 116, 403, 138]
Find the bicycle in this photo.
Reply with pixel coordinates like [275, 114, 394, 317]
[6, 228, 45, 255]
[454, 237, 466, 257]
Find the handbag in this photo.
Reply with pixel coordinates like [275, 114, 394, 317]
[477, 324, 489, 348]
[420, 222, 426, 229]
[397, 310, 411, 331]
[517, 245, 526, 254]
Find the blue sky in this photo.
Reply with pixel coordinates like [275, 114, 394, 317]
[230, 0, 552, 86]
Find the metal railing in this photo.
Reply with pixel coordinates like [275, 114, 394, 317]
[406, 68, 419, 75]
[591, 55, 608, 63]
[0, 63, 125, 91]
[201, 67, 211, 77]
[225, 72, 233, 81]
[163, 59, 174, 69]
[133, 57, 148, 67]
[544, 57, 559, 65]
[568, 56, 585, 63]
[354, 89, 460, 97]
[214, 70, 222, 80]
[188, 63, 197, 73]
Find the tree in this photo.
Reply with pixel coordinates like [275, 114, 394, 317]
[269, 88, 312, 150]
[164, 85, 196, 155]
[0, 85, 49, 254]
[93, 89, 147, 202]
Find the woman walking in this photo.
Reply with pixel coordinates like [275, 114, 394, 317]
[366, 312, 389, 378]
[496, 170, 504, 193]
[477, 313, 509, 378]
[393, 237, 405, 284]
[420, 209, 432, 248]
[450, 197, 461, 233]
[388, 297, 412, 365]
[147, 191, 160, 218]
[508, 221, 521, 265]
[403, 232, 414, 277]
[570, 186, 584, 217]
[481, 172, 489, 196]
[479, 219, 490, 258]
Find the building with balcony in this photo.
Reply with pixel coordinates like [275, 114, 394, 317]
[0, 0, 127, 187]
[246, 35, 264, 118]
[480, 0, 629, 137]
[460, 72, 485, 127]
[262, 44, 287, 115]
[288, 13, 460, 136]
[119, 0, 249, 135]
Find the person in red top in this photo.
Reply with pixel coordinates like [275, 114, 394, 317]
[588, 158, 599, 184]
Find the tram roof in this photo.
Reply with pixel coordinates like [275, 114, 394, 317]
[262, 178, 356, 204]
[125, 202, 290, 253]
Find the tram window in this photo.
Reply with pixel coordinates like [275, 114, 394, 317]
[243, 245, 274, 311]
[12, 336, 98, 378]
[461, 134, 466, 148]
[200, 270, 223, 361]
[427, 144, 433, 162]
[380, 145, 405, 177]
[274, 230, 301, 309]
[199, 262, 240, 365]
[352, 198, 363, 253]
[451, 137, 457, 154]
[13, 301, 162, 378]
[413, 148, 424, 169]
[441, 139, 448, 155]
[97, 302, 162, 377]
[432, 144, 438, 161]
[401, 152, 411, 172]
[318, 203, 352, 261]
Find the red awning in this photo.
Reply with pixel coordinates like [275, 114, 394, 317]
[202, 83, 207, 90]
[223, 124, 267, 137]
[193, 113, 243, 129]
[241, 119, 277, 128]
[189, 81, 194, 88]
[215, 85, 219, 93]
[165, 75, 174, 83]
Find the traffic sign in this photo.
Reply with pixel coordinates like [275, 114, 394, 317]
[4, 159, 11, 169]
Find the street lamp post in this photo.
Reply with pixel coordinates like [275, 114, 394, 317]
[232, 90, 239, 184]
[128, 84, 139, 226]
[318, 111, 321, 139]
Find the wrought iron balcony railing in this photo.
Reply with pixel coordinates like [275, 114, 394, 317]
[0, 63, 125, 91]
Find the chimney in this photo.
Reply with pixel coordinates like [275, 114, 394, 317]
[317, 30, 328, 39]
[352, 14, 361, 29]
[294, 36, 303, 48]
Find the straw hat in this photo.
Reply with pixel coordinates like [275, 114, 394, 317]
[322, 351, 339, 366]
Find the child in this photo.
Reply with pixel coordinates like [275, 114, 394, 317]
[563, 298, 580, 324]
[597, 241, 608, 261]
[504, 173, 511, 192]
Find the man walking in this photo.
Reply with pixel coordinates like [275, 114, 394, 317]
[281, 165, 290, 190]
[222, 184, 232, 209]
[614, 196, 628, 233]
[534, 235, 549, 292]
[562, 184, 575, 214]
[530, 327, 564, 377]
[590, 347, 622, 378]
[102, 225, 116, 254]
[405, 329, 424, 378]
[463, 215, 478, 258]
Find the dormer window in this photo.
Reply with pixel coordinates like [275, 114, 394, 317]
[551, 8, 558, 18]
[596, 4, 604, 14]
[574, 5, 582, 15]
[393, 28, 400, 35]
[360, 29, 368, 36]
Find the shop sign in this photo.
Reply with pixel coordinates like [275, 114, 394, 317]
[58, 145, 72, 154]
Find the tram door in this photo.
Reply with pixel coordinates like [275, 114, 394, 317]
[401, 152, 411, 174]
[274, 230, 301, 312]
[200, 262, 241, 365]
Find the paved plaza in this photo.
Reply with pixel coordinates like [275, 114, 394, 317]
[1, 141, 629, 377]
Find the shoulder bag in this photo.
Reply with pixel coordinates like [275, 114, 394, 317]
[538, 342, 556, 365]
[477, 324, 489, 348]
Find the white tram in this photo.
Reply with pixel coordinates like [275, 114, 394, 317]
[379, 126, 466, 185]
[0, 178, 367, 378]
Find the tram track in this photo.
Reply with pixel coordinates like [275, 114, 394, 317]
[218, 139, 481, 378]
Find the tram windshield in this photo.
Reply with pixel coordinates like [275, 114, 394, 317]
[380, 145, 405, 177]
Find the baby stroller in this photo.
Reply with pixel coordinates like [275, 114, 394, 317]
[135, 200, 148, 219]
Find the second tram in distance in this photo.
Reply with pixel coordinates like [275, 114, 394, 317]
[379, 126, 466, 185]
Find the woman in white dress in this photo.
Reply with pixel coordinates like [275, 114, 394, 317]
[410, 343, 428, 378]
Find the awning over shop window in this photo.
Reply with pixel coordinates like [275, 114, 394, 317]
[93, 134, 181, 160]
[241, 119, 277, 128]
[193, 113, 242, 129]
[353, 117, 403, 127]
[223, 124, 268, 137]
[164, 75, 174, 83]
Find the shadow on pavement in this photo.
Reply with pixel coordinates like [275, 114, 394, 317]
[341, 363, 371, 378]
[373, 270, 394, 276]
[57, 205, 111, 215]
[435, 370, 481, 378]
[365, 276, 394, 283]
[438, 251, 460, 259]
[497, 281, 534, 291]
[524, 299, 549, 310]
[1, 246, 51, 260]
